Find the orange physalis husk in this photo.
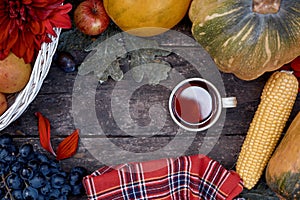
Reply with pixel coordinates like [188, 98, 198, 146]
[56, 129, 80, 160]
[35, 112, 56, 156]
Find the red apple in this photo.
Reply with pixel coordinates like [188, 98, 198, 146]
[74, 0, 110, 36]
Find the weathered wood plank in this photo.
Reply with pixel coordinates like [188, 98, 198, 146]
[3, 64, 300, 138]
[6, 134, 243, 171]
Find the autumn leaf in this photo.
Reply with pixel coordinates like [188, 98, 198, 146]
[56, 129, 80, 160]
[35, 112, 56, 156]
[36, 112, 80, 160]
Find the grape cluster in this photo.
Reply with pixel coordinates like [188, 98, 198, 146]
[0, 134, 87, 200]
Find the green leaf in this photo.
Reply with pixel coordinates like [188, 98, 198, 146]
[129, 49, 171, 85]
[98, 59, 123, 83]
[79, 34, 171, 85]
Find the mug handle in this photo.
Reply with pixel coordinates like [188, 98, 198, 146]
[222, 97, 237, 108]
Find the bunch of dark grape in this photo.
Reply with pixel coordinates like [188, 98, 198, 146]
[0, 134, 87, 200]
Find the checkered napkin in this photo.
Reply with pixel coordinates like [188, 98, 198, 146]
[83, 154, 243, 200]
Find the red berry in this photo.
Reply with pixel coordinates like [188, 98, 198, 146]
[293, 71, 300, 78]
[279, 63, 292, 71]
[291, 56, 300, 72]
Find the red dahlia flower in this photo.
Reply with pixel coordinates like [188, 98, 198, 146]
[0, 0, 72, 63]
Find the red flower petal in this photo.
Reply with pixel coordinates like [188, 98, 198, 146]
[12, 35, 27, 58]
[46, 4, 72, 30]
[0, 19, 10, 43]
[43, 0, 64, 9]
[35, 112, 56, 156]
[32, 8, 54, 20]
[0, 0, 72, 62]
[7, 29, 19, 49]
[30, 21, 42, 35]
[43, 19, 57, 36]
[31, 0, 54, 7]
[56, 3, 73, 14]
[22, 0, 33, 5]
[24, 47, 36, 63]
[56, 129, 80, 160]
[49, 13, 72, 29]
[0, 49, 10, 60]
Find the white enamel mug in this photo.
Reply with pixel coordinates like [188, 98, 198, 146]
[169, 78, 237, 132]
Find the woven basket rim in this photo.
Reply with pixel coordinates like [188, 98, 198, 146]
[0, 27, 62, 131]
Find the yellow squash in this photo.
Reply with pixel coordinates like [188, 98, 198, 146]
[266, 112, 300, 199]
[103, 0, 191, 37]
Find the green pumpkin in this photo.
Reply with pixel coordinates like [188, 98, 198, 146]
[190, 0, 300, 80]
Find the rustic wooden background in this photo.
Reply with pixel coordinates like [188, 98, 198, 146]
[1, 8, 299, 200]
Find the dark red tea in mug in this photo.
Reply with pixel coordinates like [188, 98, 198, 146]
[171, 80, 217, 126]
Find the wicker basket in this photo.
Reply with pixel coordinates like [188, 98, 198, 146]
[0, 27, 62, 131]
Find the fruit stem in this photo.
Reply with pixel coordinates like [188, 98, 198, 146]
[252, 0, 281, 14]
[1, 174, 14, 200]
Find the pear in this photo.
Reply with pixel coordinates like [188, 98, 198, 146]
[0, 53, 32, 93]
[0, 93, 7, 115]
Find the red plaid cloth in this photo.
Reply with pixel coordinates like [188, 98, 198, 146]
[83, 154, 243, 200]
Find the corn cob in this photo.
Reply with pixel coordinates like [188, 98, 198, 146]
[236, 71, 299, 190]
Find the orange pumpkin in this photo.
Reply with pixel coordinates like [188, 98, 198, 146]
[103, 0, 191, 37]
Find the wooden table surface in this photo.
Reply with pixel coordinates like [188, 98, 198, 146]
[1, 14, 299, 200]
